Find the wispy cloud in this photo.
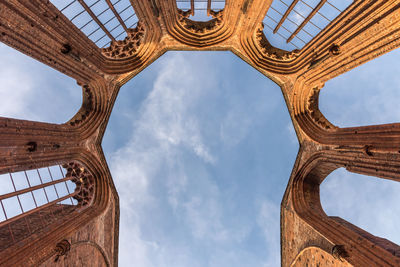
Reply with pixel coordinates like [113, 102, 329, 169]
[321, 168, 400, 244]
[257, 199, 280, 267]
[0, 43, 80, 123]
[107, 52, 285, 266]
[0, 64, 34, 119]
[109, 53, 233, 266]
[286, 121, 298, 144]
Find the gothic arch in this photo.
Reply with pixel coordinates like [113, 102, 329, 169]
[289, 152, 400, 266]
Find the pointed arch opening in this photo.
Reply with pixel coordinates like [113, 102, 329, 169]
[319, 48, 400, 128]
[0, 162, 95, 252]
[0, 43, 82, 124]
[320, 168, 400, 252]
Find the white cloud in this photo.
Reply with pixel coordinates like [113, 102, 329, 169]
[108, 52, 282, 267]
[0, 43, 80, 123]
[109, 53, 226, 266]
[320, 48, 400, 127]
[320, 168, 400, 245]
[219, 105, 252, 147]
[0, 66, 34, 119]
[257, 199, 281, 267]
[286, 121, 298, 144]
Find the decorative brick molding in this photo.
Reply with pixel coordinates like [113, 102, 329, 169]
[307, 87, 336, 131]
[332, 245, 349, 261]
[69, 85, 94, 127]
[54, 239, 71, 262]
[101, 22, 145, 59]
[256, 24, 299, 61]
[64, 161, 95, 207]
[177, 9, 224, 34]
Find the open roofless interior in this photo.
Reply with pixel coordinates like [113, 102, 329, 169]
[1, 0, 400, 266]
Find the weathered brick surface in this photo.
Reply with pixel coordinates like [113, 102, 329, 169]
[40, 194, 116, 266]
[291, 247, 352, 267]
[0, 205, 75, 250]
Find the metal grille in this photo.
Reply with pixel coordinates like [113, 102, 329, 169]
[176, 0, 225, 20]
[0, 165, 77, 249]
[50, 0, 138, 48]
[263, 0, 353, 51]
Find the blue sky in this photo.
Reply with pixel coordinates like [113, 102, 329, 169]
[103, 51, 297, 266]
[1, 20, 400, 267]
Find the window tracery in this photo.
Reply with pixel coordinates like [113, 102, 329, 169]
[0, 162, 95, 251]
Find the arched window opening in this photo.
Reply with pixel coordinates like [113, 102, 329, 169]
[0, 162, 95, 251]
[263, 0, 352, 51]
[102, 51, 298, 266]
[176, 0, 225, 21]
[320, 168, 400, 250]
[319, 48, 400, 127]
[50, 0, 139, 48]
[0, 43, 82, 124]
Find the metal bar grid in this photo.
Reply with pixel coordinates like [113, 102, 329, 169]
[191, 0, 195, 15]
[105, 0, 128, 31]
[263, 22, 300, 50]
[50, 0, 138, 48]
[0, 177, 73, 201]
[24, 170, 46, 227]
[280, 0, 322, 30]
[273, 0, 299, 33]
[264, 10, 303, 50]
[59, 165, 75, 205]
[176, 0, 225, 16]
[264, 0, 351, 51]
[286, 0, 328, 43]
[0, 165, 78, 247]
[98, 14, 138, 48]
[108, 21, 138, 48]
[269, 6, 312, 39]
[299, 0, 333, 22]
[0, 193, 77, 227]
[77, 0, 116, 41]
